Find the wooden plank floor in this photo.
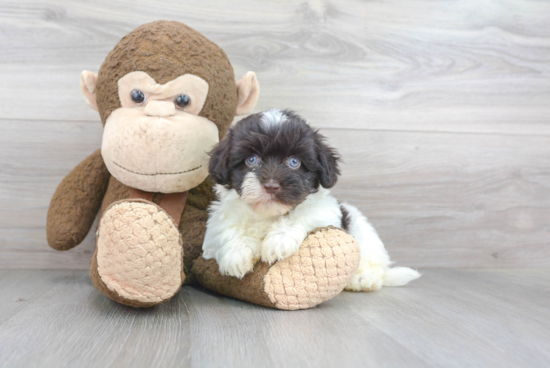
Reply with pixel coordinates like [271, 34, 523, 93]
[0, 268, 549, 368]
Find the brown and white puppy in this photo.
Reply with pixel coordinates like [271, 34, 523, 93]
[202, 109, 420, 291]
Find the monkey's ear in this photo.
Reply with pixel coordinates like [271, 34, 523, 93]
[209, 136, 232, 186]
[80, 70, 99, 111]
[236, 71, 260, 116]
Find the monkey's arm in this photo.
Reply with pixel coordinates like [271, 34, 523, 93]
[193, 226, 361, 310]
[47, 149, 110, 250]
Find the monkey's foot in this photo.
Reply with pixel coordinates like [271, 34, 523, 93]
[91, 199, 185, 307]
[193, 226, 360, 310]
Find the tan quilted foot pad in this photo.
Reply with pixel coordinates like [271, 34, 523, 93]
[96, 201, 184, 305]
[264, 227, 361, 310]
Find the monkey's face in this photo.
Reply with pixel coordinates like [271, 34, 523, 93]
[80, 21, 260, 194]
[101, 71, 218, 193]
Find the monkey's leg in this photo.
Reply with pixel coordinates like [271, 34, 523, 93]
[90, 199, 185, 307]
[192, 227, 360, 310]
[47, 149, 110, 251]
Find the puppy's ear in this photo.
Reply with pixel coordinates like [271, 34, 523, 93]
[209, 135, 232, 186]
[314, 131, 341, 188]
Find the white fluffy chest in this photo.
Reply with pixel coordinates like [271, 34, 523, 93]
[232, 214, 277, 241]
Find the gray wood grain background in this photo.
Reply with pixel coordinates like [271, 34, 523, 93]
[1, 0, 549, 269]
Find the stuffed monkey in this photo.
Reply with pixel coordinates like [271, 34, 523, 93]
[47, 21, 360, 310]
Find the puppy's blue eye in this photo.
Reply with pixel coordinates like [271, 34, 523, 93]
[246, 156, 259, 167]
[288, 157, 301, 169]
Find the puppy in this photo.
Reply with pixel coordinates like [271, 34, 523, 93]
[202, 109, 420, 291]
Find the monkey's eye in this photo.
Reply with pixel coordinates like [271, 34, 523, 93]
[175, 94, 191, 109]
[131, 90, 145, 105]
[288, 157, 301, 169]
[246, 155, 259, 167]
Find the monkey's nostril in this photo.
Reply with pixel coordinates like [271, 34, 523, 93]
[263, 180, 280, 194]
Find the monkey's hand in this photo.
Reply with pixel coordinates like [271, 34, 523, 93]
[47, 149, 110, 250]
[193, 227, 361, 310]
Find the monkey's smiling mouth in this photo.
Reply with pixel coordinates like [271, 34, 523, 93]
[113, 161, 202, 176]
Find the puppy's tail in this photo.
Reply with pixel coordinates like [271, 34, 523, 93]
[383, 267, 421, 287]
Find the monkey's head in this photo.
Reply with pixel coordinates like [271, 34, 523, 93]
[80, 21, 259, 193]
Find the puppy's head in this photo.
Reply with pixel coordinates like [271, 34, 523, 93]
[209, 108, 340, 216]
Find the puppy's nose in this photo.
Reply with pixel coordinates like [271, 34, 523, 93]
[144, 100, 176, 117]
[263, 180, 280, 194]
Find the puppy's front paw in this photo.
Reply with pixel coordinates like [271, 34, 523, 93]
[345, 266, 386, 292]
[217, 246, 256, 279]
[261, 229, 304, 264]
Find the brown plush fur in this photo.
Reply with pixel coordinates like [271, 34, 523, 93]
[47, 21, 235, 305]
[89, 20, 227, 292]
[95, 21, 237, 139]
[193, 257, 276, 308]
[47, 149, 110, 250]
